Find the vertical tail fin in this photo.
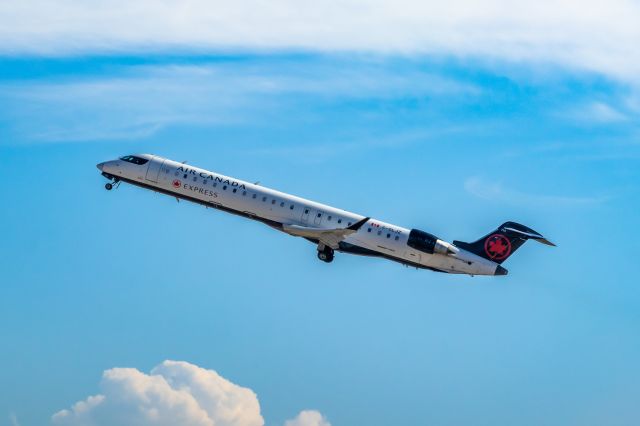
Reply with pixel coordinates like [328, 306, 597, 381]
[452, 222, 555, 264]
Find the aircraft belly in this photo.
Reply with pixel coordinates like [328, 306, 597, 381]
[347, 234, 408, 262]
[422, 253, 495, 275]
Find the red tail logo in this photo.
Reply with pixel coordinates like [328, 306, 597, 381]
[484, 234, 512, 260]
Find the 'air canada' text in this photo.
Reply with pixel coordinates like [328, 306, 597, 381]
[177, 166, 247, 190]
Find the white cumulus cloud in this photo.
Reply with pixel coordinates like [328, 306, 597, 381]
[52, 360, 262, 426]
[284, 410, 331, 426]
[52, 360, 328, 426]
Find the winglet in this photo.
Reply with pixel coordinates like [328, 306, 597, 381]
[348, 217, 370, 231]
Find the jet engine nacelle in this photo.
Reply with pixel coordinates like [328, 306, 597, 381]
[434, 239, 459, 256]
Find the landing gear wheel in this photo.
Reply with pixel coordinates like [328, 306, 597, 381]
[105, 183, 113, 191]
[317, 247, 334, 263]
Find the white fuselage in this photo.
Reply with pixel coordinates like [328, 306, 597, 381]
[98, 154, 502, 276]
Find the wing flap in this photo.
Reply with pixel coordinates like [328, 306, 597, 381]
[282, 217, 369, 249]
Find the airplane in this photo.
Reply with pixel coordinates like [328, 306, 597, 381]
[97, 154, 555, 276]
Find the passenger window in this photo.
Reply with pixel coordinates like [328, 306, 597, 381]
[395, 235, 400, 241]
[183, 174, 188, 179]
[243, 191, 247, 196]
[289, 205, 294, 210]
[252, 194, 257, 199]
[387, 233, 391, 238]
[377, 230, 382, 235]
[262, 196, 267, 202]
[223, 185, 227, 190]
[328, 216, 332, 221]
[348, 222, 352, 226]
[232, 188, 237, 193]
[271, 199, 276, 205]
[213, 182, 217, 187]
[193, 176, 197, 182]
[317, 213, 322, 218]
[305, 209, 309, 214]
[280, 202, 285, 207]
[338, 219, 342, 224]
[368, 228, 371, 232]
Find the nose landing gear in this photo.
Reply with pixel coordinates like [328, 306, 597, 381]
[102, 174, 120, 191]
[317, 244, 335, 263]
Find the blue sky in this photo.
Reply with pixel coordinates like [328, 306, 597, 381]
[1, 2, 640, 426]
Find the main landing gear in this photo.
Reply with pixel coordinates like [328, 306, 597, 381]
[317, 244, 334, 263]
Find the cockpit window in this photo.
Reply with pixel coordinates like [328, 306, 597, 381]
[119, 155, 149, 165]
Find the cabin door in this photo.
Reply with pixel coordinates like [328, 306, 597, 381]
[145, 157, 165, 183]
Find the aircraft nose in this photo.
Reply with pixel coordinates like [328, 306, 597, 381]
[97, 162, 105, 171]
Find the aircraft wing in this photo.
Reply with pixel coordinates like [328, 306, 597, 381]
[282, 217, 370, 249]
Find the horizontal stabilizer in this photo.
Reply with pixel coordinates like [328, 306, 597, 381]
[501, 224, 556, 247]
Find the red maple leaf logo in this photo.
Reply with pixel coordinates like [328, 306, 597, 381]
[172, 179, 181, 188]
[489, 239, 507, 255]
[484, 234, 511, 260]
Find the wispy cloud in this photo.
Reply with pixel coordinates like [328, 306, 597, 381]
[245, 124, 482, 162]
[560, 101, 630, 124]
[464, 176, 607, 207]
[2, 1, 640, 83]
[0, 66, 255, 142]
[0, 61, 480, 143]
[9, 413, 20, 426]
